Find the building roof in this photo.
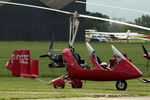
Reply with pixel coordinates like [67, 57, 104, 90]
[0, 0, 74, 9]
[40, 0, 74, 9]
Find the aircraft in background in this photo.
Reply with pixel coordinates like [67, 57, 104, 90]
[86, 30, 130, 40]
[86, 29, 147, 41]
[89, 34, 108, 42]
[129, 35, 150, 41]
[104, 30, 130, 40]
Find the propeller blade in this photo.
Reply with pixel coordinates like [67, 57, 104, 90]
[40, 54, 49, 58]
[47, 40, 54, 59]
[40, 41, 54, 58]
[142, 45, 148, 56]
[49, 40, 54, 54]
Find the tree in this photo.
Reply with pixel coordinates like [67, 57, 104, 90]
[135, 15, 150, 27]
[120, 22, 135, 32]
[85, 11, 111, 32]
[134, 15, 150, 34]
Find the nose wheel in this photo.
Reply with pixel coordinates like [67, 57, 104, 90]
[116, 80, 127, 90]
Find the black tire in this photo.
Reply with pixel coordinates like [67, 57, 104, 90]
[116, 80, 127, 90]
[72, 83, 83, 88]
[54, 84, 65, 89]
[78, 84, 83, 88]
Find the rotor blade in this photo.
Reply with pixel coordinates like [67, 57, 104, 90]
[0, 1, 70, 15]
[142, 45, 148, 56]
[76, 1, 150, 15]
[1, 1, 150, 31]
[79, 14, 150, 31]
[40, 54, 49, 58]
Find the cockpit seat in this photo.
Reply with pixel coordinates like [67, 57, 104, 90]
[92, 52, 111, 70]
[72, 49, 90, 69]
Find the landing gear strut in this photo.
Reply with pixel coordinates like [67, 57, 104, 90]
[116, 80, 127, 90]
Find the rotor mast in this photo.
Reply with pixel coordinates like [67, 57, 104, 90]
[69, 11, 80, 48]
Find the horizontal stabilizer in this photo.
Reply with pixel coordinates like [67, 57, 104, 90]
[6, 49, 38, 78]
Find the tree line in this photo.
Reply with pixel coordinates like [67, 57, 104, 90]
[86, 11, 150, 34]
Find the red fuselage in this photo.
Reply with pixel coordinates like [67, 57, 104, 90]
[62, 49, 142, 81]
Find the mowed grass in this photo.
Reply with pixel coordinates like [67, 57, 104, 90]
[1, 41, 150, 99]
[1, 77, 150, 99]
[0, 41, 150, 77]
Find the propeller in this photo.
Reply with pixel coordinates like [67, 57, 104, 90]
[40, 40, 65, 68]
[142, 45, 148, 56]
[40, 40, 53, 58]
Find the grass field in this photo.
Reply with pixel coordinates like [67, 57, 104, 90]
[1, 40, 150, 77]
[1, 41, 150, 99]
[0, 77, 150, 99]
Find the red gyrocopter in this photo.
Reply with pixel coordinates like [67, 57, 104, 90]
[48, 41, 142, 90]
[2, 0, 150, 90]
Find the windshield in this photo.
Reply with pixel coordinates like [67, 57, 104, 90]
[86, 42, 94, 55]
[111, 45, 126, 64]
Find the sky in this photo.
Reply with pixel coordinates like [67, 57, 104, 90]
[86, 0, 150, 22]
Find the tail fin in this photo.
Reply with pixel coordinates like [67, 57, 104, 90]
[126, 30, 130, 39]
[146, 35, 150, 39]
[6, 49, 38, 78]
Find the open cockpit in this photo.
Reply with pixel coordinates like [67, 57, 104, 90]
[71, 48, 90, 69]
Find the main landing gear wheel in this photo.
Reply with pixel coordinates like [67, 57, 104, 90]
[54, 84, 65, 89]
[72, 84, 83, 88]
[116, 80, 127, 90]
